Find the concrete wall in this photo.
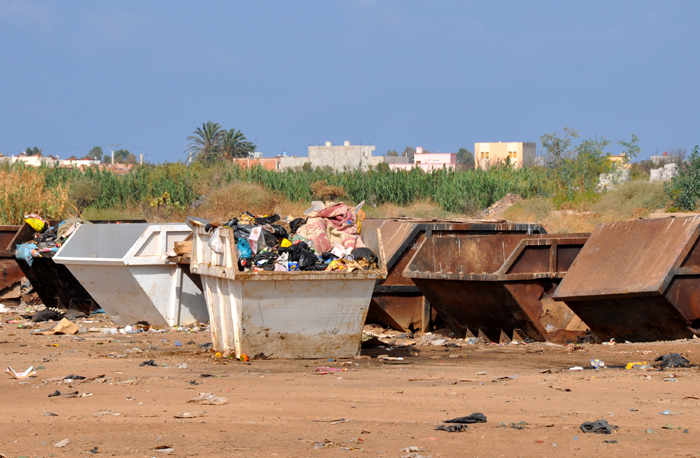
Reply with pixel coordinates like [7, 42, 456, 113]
[308, 142, 377, 171]
[279, 141, 383, 171]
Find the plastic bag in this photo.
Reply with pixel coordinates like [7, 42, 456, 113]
[208, 228, 224, 254]
[298, 249, 318, 270]
[237, 238, 252, 259]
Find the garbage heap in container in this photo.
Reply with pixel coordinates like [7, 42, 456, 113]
[189, 202, 387, 359]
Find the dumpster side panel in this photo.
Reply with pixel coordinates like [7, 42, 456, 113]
[412, 278, 547, 342]
[201, 275, 242, 355]
[129, 265, 209, 326]
[665, 276, 700, 323]
[238, 279, 375, 359]
[565, 296, 693, 342]
[62, 264, 169, 326]
[0, 225, 23, 295]
[554, 217, 700, 300]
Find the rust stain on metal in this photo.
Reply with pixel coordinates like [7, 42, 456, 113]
[0, 225, 24, 295]
[553, 216, 700, 342]
[403, 233, 589, 343]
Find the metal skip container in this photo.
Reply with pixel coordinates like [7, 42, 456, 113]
[553, 217, 700, 342]
[403, 233, 590, 343]
[0, 225, 24, 298]
[54, 223, 208, 326]
[361, 218, 547, 332]
[190, 226, 387, 359]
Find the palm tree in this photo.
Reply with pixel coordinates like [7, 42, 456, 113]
[185, 122, 224, 164]
[220, 129, 256, 160]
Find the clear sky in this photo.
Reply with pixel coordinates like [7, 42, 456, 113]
[1, 1, 698, 163]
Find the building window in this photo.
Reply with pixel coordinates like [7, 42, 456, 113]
[508, 151, 517, 159]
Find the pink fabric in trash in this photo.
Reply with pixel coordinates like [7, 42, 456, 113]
[297, 203, 365, 253]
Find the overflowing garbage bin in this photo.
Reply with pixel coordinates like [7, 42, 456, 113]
[553, 217, 700, 342]
[54, 223, 208, 326]
[0, 225, 24, 299]
[362, 218, 547, 332]
[403, 233, 590, 343]
[190, 225, 387, 359]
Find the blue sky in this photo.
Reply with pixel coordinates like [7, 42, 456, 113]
[1, 1, 698, 162]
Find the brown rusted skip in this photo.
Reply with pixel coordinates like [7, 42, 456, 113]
[403, 233, 590, 343]
[553, 217, 700, 342]
[5, 220, 146, 313]
[0, 225, 24, 297]
[362, 218, 547, 331]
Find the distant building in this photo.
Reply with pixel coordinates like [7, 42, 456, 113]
[280, 141, 382, 171]
[58, 156, 101, 168]
[474, 142, 536, 170]
[0, 152, 59, 167]
[389, 147, 457, 172]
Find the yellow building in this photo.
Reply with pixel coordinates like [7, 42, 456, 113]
[474, 142, 536, 170]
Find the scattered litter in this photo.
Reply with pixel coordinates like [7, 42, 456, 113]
[646, 428, 654, 434]
[174, 411, 205, 419]
[590, 359, 605, 369]
[602, 339, 616, 346]
[178, 363, 188, 369]
[492, 374, 518, 382]
[660, 410, 683, 416]
[139, 359, 158, 367]
[54, 438, 71, 448]
[656, 353, 690, 369]
[312, 366, 341, 375]
[499, 421, 529, 430]
[94, 410, 121, 417]
[580, 419, 618, 434]
[435, 424, 468, 432]
[549, 385, 571, 392]
[626, 361, 649, 370]
[663, 424, 681, 429]
[188, 393, 228, 405]
[198, 343, 212, 348]
[603, 440, 618, 444]
[42, 411, 58, 417]
[153, 445, 174, 453]
[34, 318, 79, 335]
[5, 366, 37, 379]
[400, 447, 421, 453]
[569, 367, 584, 371]
[665, 378, 678, 382]
[443, 413, 487, 424]
[88, 446, 99, 453]
[48, 390, 61, 397]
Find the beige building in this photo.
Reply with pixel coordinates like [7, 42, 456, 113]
[474, 142, 536, 170]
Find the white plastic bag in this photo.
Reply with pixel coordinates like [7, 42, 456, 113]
[208, 228, 224, 254]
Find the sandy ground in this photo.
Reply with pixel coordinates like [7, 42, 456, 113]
[2, 312, 700, 458]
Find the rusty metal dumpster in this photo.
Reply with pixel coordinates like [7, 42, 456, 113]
[5, 220, 145, 314]
[361, 218, 547, 332]
[403, 233, 590, 343]
[553, 217, 700, 342]
[190, 226, 387, 359]
[0, 225, 24, 299]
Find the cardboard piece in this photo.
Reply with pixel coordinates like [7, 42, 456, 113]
[35, 318, 79, 336]
[6, 366, 37, 379]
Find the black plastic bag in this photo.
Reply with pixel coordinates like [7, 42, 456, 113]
[298, 249, 319, 270]
[289, 218, 306, 234]
[255, 214, 280, 225]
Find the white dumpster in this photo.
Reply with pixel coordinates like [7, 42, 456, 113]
[54, 223, 208, 327]
[190, 226, 387, 359]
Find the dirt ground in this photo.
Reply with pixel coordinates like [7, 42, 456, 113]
[2, 311, 700, 458]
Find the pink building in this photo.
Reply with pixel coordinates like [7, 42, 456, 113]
[389, 147, 457, 172]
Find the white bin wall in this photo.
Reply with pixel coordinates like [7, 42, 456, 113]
[202, 276, 375, 359]
[130, 265, 209, 326]
[64, 264, 170, 326]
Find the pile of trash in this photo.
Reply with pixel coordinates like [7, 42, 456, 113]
[188, 201, 379, 273]
[14, 215, 87, 266]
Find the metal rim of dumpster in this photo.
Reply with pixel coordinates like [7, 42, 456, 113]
[553, 216, 700, 342]
[190, 225, 388, 359]
[403, 233, 590, 344]
[362, 218, 548, 332]
[53, 223, 208, 327]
